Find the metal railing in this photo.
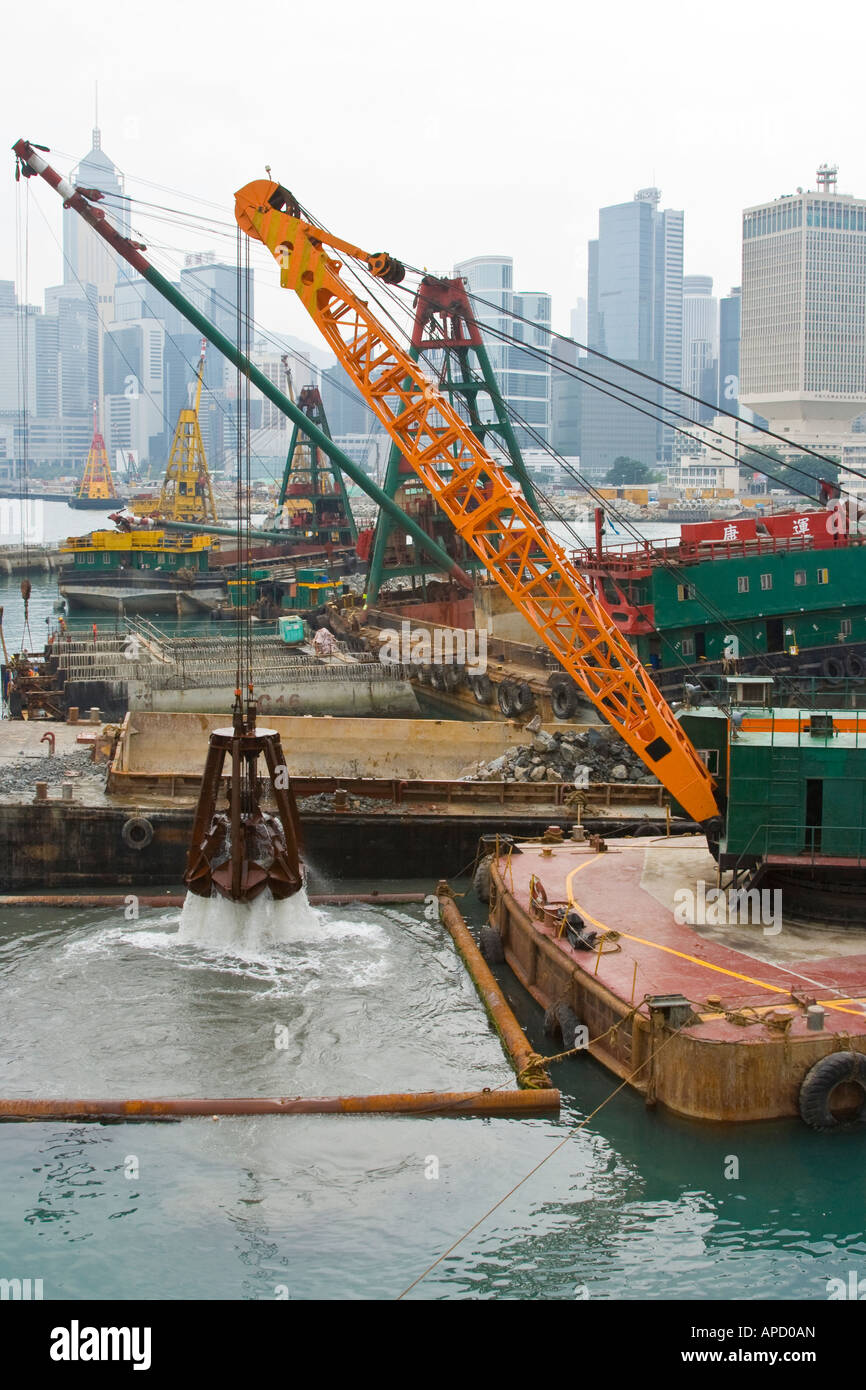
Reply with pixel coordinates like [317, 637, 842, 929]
[730, 820, 866, 869]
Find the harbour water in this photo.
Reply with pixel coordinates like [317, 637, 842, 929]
[0, 890, 863, 1301]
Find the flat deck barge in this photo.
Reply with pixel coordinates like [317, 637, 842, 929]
[488, 836, 866, 1124]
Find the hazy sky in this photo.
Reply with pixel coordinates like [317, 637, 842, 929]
[4, 0, 864, 349]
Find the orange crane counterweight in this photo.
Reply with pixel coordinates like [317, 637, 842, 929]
[234, 179, 721, 828]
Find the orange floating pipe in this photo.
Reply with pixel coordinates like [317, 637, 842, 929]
[437, 889, 553, 1090]
[0, 1090, 559, 1121]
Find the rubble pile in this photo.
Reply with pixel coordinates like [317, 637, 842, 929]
[0, 748, 100, 799]
[459, 724, 658, 786]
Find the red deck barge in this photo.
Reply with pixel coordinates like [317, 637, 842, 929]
[488, 835, 866, 1123]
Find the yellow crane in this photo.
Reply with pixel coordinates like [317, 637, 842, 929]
[234, 179, 720, 828]
[142, 339, 218, 525]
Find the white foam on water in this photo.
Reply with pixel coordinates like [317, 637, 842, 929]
[55, 897, 391, 997]
[177, 886, 324, 953]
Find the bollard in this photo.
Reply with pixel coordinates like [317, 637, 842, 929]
[67, 707, 79, 724]
[61, 784, 73, 802]
[88, 707, 101, 724]
[806, 1005, 825, 1031]
[334, 787, 349, 811]
[34, 782, 48, 802]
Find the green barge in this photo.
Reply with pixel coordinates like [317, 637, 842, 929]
[580, 508, 866, 693]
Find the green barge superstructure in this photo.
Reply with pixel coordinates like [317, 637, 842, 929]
[580, 508, 866, 693]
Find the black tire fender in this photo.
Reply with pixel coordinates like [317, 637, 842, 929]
[543, 1006, 560, 1037]
[471, 673, 494, 704]
[122, 816, 154, 851]
[511, 681, 534, 715]
[542, 1002, 583, 1050]
[822, 655, 846, 680]
[799, 1051, 866, 1130]
[846, 652, 866, 679]
[555, 1004, 583, 1051]
[479, 923, 505, 964]
[473, 855, 492, 902]
[551, 681, 579, 720]
[497, 681, 516, 716]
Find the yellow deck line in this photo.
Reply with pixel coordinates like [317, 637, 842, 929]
[562, 857, 866, 1019]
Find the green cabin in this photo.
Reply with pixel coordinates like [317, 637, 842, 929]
[680, 706, 866, 867]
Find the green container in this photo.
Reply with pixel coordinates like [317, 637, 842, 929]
[278, 615, 305, 644]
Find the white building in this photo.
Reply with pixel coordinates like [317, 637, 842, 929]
[741, 165, 866, 440]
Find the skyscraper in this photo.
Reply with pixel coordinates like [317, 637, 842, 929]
[741, 165, 866, 438]
[63, 127, 131, 291]
[718, 286, 742, 416]
[453, 255, 552, 449]
[581, 188, 683, 476]
[551, 337, 581, 457]
[682, 275, 718, 423]
[570, 299, 587, 352]
[45, 284, 99, 417]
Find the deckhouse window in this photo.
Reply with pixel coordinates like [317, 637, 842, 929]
[737, 576, 749, 593]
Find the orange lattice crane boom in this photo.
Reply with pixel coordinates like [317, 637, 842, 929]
[234, 180, 720, 827]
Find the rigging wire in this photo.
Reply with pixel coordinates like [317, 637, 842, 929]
[442, 285, 853, 480]
[30, 195, 288, 497]
[467, 372, 826, 710]
[474, 313, 862, 500]
[304, 240, 828, 708]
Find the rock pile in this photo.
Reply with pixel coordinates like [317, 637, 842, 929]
[0, 748, 101, 800]
[459, 725, 658, 786]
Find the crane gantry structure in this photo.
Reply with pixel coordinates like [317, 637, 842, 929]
[233, 179, 720, 827]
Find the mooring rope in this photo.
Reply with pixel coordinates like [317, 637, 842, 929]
[396, 1020, 687, 1299]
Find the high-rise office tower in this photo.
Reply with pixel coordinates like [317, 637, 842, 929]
[581, 188, 683, 476]
[63, 127, 131, 291]
[45, 284, 99, 418]
[741, 165, 866, 438]
[718, 287, 742, 416]
[453, 255, 552, 449]
[570, 298, 587, 352]
[682, 275, 718, 422]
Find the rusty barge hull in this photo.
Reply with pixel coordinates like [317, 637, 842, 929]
[488, 838, 866, 1123]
